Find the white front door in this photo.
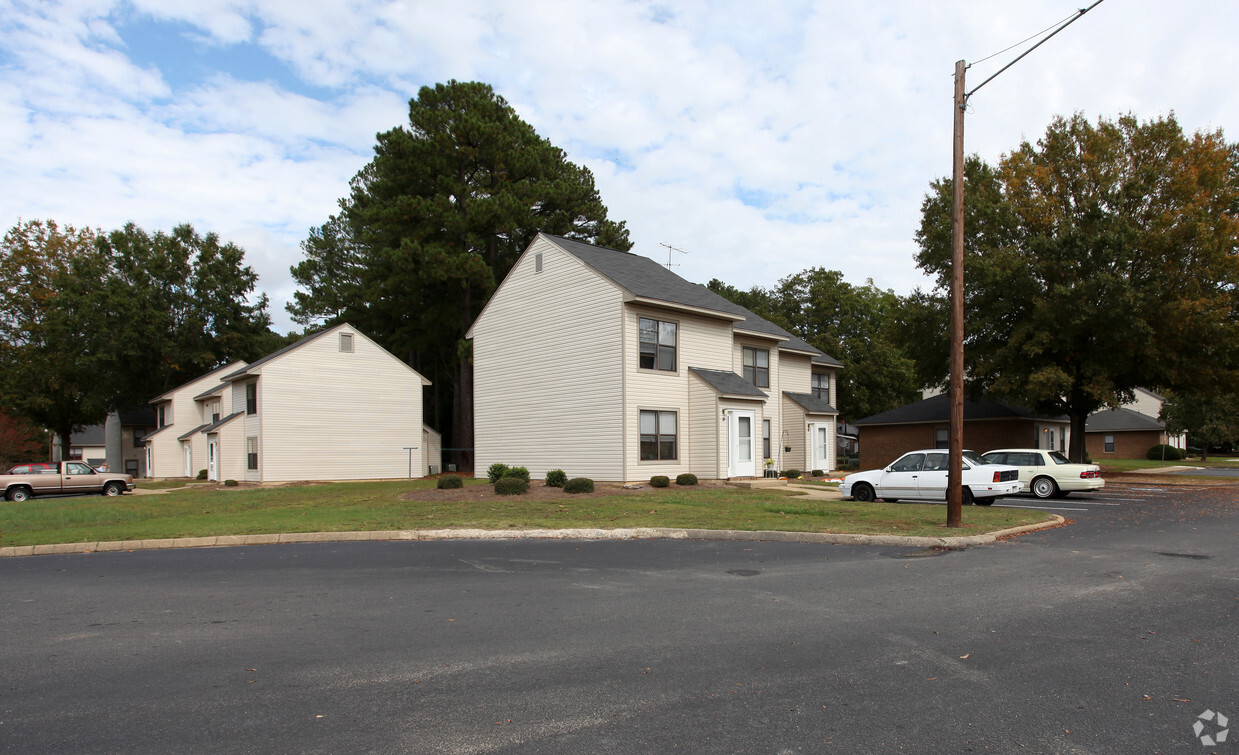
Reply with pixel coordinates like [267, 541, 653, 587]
[809, 422, 832, 472]
[207, 438, 218, 481]
[726, 410, 757, 478]
[183, 443, 193, 478]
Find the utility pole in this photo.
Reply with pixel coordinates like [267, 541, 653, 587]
[945, 1, 1104, 528]
[947, 59, 967, 528]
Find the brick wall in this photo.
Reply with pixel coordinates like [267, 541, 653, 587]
[1086, 430, 1162, 460]
[858, 420, 1046, 469]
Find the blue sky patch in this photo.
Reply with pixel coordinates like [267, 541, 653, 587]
[112, 15, 332, 99]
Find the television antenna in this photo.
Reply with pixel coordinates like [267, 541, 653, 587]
[659, 243, 688, 271]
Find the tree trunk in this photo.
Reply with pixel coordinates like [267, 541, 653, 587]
[1068, 411, 1088, 463]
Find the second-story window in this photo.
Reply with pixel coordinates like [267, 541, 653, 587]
[157, 405, 167, 427]
[812, 372, 830, 400]
[246, 382, 258, 415]
[743, 347, 769, 388]
[639, 318, 677, 371]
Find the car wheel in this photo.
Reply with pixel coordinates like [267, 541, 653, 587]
[1031, 476, 1059, 499]
[102, 481, 124, 497]
[975, 497, 994, 507]
[7, 486, 32, 502]
[961, 487, 974, 507]
[852, 483, 876, 502]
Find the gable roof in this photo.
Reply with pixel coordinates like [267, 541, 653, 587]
[151, 361, 248, 404]
[852, 393, 1065, 426]
[688, 368, 769, 399]
[220, 323, 430, 386]
[1085, 407, 1164, 433]
[542, 235, 842, 364]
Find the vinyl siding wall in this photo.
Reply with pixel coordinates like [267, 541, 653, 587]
[622, 306, 738, 480]
[781, 394, 808, 471]
[253, 328, 426, 482]
[472, 237, 625, 480]
[146, 406, 179, 478]
[145, 363, 244, 478]
[687, 373, 721, 479]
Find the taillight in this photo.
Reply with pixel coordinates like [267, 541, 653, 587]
[992, 471, 1002, 483]
[1080, 470, 1099, 479]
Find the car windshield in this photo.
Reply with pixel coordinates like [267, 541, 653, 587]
[962, 451, 989, 466]
[1048, 451, 1071, 465]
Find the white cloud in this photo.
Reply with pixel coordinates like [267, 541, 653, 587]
[3, 0, 1239, 335]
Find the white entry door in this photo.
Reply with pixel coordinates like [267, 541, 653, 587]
[727, 410, 757, 478]
[809, 422, 832, 472]
[183, 443, 193, 478]
[207, 438, 218, 481]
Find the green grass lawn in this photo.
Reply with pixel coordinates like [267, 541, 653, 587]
[1098, 457, 1239, 474]
[0, 479, 1054, 547]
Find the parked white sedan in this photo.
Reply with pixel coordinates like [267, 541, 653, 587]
[981, 448, 1105, 499]
[840, 449, 1023, 506]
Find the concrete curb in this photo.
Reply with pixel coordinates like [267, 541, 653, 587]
[0, 515, 1066, 558]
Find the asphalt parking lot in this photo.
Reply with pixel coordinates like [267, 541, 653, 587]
[1, 478, 1235, 753]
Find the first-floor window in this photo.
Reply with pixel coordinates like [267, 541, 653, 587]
[934, 427, 949, 449]
[640, 410, 677, 461]
[1104, 434, 1115, 453]
[69, 447, 83, 460]
[763, 419, 772, 460]
[247, 436, 259, 470]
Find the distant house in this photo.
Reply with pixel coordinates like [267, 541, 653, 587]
[52, 409, 156, 476]
[1084, 407, 1172, 459]
[850, 394, 1069, 470]
[145, 324, 440, 482]
[467, 234, 844, 482]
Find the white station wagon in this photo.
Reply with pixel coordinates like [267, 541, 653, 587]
[981, 448, 1105, 499]
[840, 449, 1023, 506]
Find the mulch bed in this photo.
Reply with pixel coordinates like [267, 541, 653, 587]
[401, 481, 656, 503]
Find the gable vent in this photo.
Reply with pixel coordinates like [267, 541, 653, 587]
[339, 333, 354, 353]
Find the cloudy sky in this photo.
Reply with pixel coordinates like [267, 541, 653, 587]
[4, 0, 1237, 333]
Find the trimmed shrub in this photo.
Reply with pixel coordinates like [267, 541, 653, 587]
[781, 469, 801, 479]
[811, 469, 824, 477]
[505, 466, 531, 482]
[1146, 444, 1183, 461]
[545, 469, 567, 487]
[224, 479, 238, 487]
[196, 469, 208, 480]
[486, 463, 510, 483]
[494, 476, 529, 495]
[437, 474, 464, 489]
[649, 475, 670, 488]
[675, 473, 698, 486]
[563, 477, 595, 494]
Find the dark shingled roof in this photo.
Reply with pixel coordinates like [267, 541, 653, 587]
[784, 392, 839, 415]
[176, 423, 212, 441]
[688, 368, 769, 398]
[152, 361, 246, 403]
[1085, 407, 1164, 433]
[852, 393, 1064, 426]
[200, 411, 244, 434]
[546, 235, 841, 364]
[222, 328, 336, 382]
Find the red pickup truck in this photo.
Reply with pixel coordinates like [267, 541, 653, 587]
[2, 461, 135, 502]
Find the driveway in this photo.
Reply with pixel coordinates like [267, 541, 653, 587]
[1, 481, 1235, 752]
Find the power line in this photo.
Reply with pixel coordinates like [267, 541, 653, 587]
[969, 9, 1082, 69]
